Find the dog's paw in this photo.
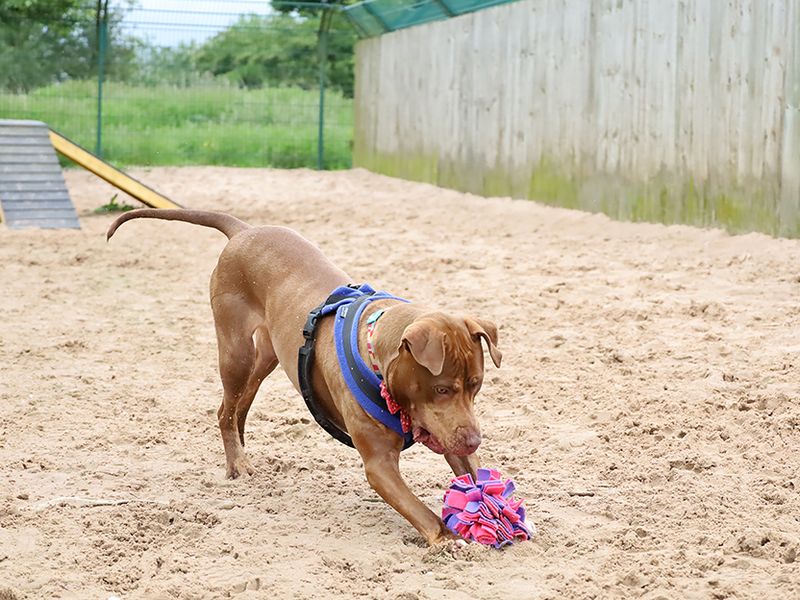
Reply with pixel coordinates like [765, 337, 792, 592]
[226, 456, 256, 479]
[437, 537, 468, 550]
[423, 538, 469, 563]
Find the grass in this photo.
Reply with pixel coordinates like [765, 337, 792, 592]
[93, 194, 136, 214]
[0, 79, 353, 169]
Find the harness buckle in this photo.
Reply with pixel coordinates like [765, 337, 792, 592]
[303, 310, 320, 340]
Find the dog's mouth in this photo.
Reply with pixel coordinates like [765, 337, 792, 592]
[412, 425, 447, 454]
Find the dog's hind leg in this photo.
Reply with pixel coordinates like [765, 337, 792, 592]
[236, 326, 278, 447]
[211, 292, 265, 479]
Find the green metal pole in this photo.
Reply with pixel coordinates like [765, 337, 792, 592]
[96, 12, 107, 158]
[317, 26, 328, 170]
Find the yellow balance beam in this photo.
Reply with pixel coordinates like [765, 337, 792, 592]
[49, 129, 181, 209]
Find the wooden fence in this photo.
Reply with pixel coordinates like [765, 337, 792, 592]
[354, 0, 800, 237]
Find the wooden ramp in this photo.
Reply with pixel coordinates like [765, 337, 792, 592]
[48, 129, 180, 211]
[0, 119, 80, 229]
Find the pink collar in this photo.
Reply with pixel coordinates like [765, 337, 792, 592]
[366, 310, 412, 433]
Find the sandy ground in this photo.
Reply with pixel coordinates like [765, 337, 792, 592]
[1, 167, 799, 600]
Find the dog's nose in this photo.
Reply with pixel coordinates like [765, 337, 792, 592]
[461, 429, 482, 455]
[465, 431, 481, 452]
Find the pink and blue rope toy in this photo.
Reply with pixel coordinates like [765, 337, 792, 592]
[442, 468, 534, 548]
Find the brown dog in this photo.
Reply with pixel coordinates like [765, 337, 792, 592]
[107, 209, 502, 545]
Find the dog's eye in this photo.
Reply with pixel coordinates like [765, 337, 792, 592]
[434, 386, 449, 396]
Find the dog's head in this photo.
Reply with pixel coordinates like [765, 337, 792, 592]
[386, 313, 502, 456]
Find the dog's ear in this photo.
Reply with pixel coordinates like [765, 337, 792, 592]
[465, 318, 502, 368]
[401, 321, 446, 376]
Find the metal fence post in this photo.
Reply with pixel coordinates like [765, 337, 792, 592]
[317, 7, 336, 171]
[96, 2, 108, 158]
[317, 27, 327, 170]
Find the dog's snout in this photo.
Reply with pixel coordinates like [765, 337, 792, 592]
[452, 427, 481, 455]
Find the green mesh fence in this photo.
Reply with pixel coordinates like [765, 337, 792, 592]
[342, 0, 520, 37]
[0, 1, 356, 169]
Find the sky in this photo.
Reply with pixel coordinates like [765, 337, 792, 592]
[116, 0, 273, 47]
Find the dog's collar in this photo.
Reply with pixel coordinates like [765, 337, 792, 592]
[365, 309, 385, 377]
[366, 309, 412, 434]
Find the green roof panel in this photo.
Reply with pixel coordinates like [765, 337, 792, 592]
[342, 0, 520, 36]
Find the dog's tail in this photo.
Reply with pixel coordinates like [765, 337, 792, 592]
[106, 209, 250, 241]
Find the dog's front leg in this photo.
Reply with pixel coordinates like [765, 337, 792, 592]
[353, 432, 453, 545]
[444, 452, 480, 480]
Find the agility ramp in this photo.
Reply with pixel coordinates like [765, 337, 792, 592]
[0, 119, 180, 230]
[48, 129, 180, 211]
[0, 119, 80, 229]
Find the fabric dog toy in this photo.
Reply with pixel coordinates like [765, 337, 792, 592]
[442, 468, 533, 547]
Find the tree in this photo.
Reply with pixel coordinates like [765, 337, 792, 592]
[0, 0, 140, 92]
[135, 43, 205, 88]
[271, 0, 354, 17]
[194, 14, 357, 96]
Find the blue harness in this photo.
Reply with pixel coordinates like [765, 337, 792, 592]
[297, 284, 415, 449]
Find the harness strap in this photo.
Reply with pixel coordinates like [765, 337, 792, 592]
[334, 294, 414, 449]
[297, 284, 414, 450]
[297, 289, 360, 448]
